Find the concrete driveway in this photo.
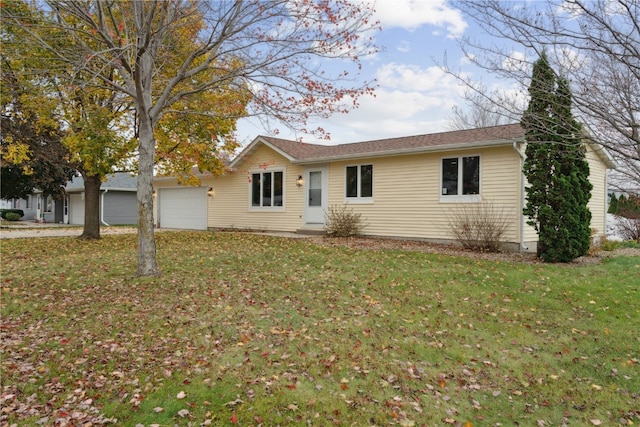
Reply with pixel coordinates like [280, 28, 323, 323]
[0, 223, 308, 239]
[0, 224, 138, 239]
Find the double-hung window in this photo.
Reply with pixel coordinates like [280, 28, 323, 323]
[345, 164, 373, 201]
[251, 170, 283, 208]
[441, 155, 480, 201]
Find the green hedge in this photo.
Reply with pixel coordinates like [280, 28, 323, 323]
[0, 209, 24, 219]
[4, 212, 21, 221]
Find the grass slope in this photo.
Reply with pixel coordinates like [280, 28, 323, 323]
[1, 232, 638, 426]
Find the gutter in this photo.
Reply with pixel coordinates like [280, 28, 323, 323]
[100, 189, 110, 226]
[513, 141, 529, 251]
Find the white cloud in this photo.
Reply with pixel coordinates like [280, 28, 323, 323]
[375, 63, 463, 93]
[396, 40, 411, 53]
[502, 51, 528, 73]
[556, 1, 583, 18]
[374, 0, 467, 37]
[304, 63, 467, 142]
[552, 46, 590, 73]
[236, 61, 468, 145]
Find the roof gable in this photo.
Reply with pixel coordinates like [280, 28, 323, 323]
[231, 124, 525, 167]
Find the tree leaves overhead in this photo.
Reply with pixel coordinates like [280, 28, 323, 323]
[0, 12, 75, 200]
[6, 0, 379, 275]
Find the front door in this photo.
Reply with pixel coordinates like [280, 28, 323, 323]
[63, 196, 69, 224]
[304, 166, 327, 226]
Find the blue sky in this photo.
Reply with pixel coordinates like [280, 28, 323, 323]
[236, 0, 511, 146]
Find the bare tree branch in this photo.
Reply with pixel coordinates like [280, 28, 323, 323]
[445, 0, 639, 192]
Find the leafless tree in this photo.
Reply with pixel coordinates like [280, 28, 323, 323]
[446, 0, 639, 192]
[447, 85, 517, 131]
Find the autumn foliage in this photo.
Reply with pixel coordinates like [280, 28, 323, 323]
[3, 0, 380, 275]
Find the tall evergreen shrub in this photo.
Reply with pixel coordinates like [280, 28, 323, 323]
[522, 52, 592, 262]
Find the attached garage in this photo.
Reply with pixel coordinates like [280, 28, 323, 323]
[158, 187, 208, 230]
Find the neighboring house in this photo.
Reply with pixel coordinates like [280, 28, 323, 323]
[2, 193, 40, 221]
[4, 172, 137, 225]
[153, 124, 615, 252]
[64, 173, 138, 225]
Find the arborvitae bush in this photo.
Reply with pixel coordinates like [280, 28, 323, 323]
[522, 52, 592, 263]
[608, 193, 619, 214]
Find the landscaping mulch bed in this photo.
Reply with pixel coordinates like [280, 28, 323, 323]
[318, 236, 639, 265]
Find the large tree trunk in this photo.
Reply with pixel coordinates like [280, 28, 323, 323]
[136, 112, 160, 277]
[134, 10, 160, 277]
[80, 174, 101, 239]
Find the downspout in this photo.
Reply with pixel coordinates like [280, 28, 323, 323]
[100, 189, 110, 226]
[513, 141, 529, 251]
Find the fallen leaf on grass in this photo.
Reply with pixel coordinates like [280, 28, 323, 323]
[224, 398, 244, 407]
[177, 409, 189, 417]
[152, 407, 163, 413]
[590, 420, 602, 426]
[176, 391, 186, 399]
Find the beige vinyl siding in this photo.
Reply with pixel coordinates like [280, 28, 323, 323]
[519, 141, 611, 247]
[585, 143, 609, 238]
[153, 132, 612, 252]
[207, 145, 305, 231]
[327, 146, 523, 244]
[520, 159, 540, 245]
[478, 146, 522, 243]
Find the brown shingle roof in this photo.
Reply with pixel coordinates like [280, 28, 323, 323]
[233, 123, 525, 166]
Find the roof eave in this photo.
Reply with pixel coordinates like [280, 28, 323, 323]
[588, 142, 617, 169]
[291, 138, 524, 164]
[65, 187, 137, 192]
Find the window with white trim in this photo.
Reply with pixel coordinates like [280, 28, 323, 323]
[441, 156, 480, 199]
[251, 170, 283, 208]
[346, 164, 373, 200]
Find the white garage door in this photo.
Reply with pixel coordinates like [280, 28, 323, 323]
[69, 193, 85, 225]
[159, 187, 207, 230]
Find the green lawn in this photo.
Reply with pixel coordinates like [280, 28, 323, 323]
[1, 232, 638, 426]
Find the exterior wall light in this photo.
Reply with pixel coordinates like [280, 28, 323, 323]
[207, 187, 215, 197]
[296, 175, 304, 187]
